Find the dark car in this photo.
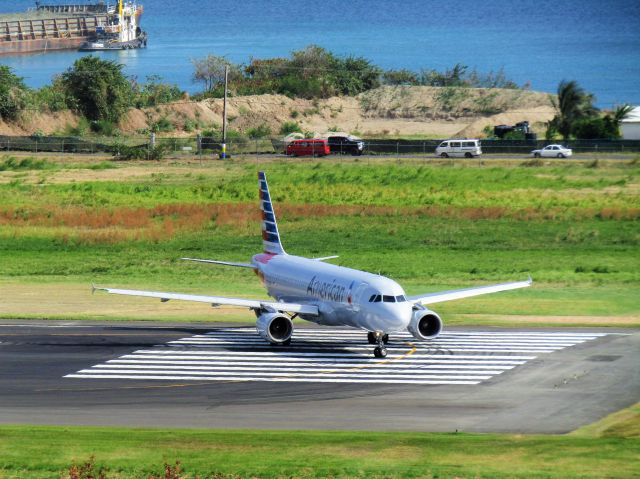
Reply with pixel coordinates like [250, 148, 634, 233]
[327, 136, 364, 156]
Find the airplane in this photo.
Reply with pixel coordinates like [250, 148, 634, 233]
[96, 171, 532, 358]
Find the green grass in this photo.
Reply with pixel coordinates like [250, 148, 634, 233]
[0, 158, 638, 325]
[0, 423, 638, 478]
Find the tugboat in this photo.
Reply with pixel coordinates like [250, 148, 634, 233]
[79, 1, 146, 51]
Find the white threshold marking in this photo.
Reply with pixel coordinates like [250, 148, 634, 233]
[65, 328, 605, 386]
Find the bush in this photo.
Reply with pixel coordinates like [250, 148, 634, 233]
[90, 120, 118, 136]
[148, 116, 175, 133]
[573, 116, 618, 139]
[246, 123, 271, 139]
[61, 56, 133, 123]
[0, 65, 28, 120]
[0, 156, 53, 171]
[111, 143, 167, 161]
[279, 121, 302, 135]
[29, 84, 69, 113]
[135, 75, 184, 107]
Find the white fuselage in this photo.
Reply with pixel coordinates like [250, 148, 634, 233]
[252, 253, 413, 333]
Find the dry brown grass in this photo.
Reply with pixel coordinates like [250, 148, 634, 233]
[2, 202, 639, 245]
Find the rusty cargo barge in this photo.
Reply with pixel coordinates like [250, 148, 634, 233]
[0, 1, 146, 55]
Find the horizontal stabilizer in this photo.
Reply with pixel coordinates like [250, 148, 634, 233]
[181, 257, 255, 269]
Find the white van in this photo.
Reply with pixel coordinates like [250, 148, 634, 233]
[435, 139, 482, 158]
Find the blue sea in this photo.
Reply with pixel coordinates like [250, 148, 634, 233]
[1, 0, 639, 107]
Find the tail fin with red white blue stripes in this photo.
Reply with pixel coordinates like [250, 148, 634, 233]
[258, 171, 286, 255]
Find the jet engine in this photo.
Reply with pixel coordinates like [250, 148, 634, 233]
[256, 313, 294, 345]
[407, 309, 443, 340]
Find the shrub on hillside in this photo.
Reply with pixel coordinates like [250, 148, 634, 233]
[279, 121, 302, 135]
[61, 56, 133, 123]
[0, 66, 28, 120]
[135, 75, 184, 107]
[246, 123, 271, 139]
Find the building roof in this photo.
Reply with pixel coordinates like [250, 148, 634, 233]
[621, 106, 640, 123]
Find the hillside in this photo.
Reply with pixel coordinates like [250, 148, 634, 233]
[1, 86, 555, 139]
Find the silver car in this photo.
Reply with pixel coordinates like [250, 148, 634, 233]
[531, 144, 573, 158]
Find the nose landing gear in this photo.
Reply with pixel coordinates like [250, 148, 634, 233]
[368, 331, 388, 358]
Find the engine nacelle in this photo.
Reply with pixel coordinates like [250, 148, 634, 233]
[256, 313, 294, 345]
[407, 309, 443, 340]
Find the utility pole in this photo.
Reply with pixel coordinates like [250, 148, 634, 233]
[220, 64, 229, 159]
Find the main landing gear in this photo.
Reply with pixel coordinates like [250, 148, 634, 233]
[367, 331, 389, 358]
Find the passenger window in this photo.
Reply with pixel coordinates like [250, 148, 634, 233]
[383, 295, 395, 303]
[451, 142, 461, 147]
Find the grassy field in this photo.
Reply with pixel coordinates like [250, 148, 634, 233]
[0, 156, 639, 478]
[0, 402, 638, 478]
[0, 155, 638, 325]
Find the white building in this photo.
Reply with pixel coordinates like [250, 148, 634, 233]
[621, 106, 640, 140]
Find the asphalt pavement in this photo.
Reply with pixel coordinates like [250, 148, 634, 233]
[0, 320, 637, 433]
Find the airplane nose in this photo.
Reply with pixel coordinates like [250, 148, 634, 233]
[389, 304, 412, 330]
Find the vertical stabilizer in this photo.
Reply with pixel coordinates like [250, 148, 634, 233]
[258, 172, 286, 255]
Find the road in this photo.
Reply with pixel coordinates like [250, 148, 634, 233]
[0, 320, 637, 433]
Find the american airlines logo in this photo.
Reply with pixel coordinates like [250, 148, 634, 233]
[306, 276, 351, 303]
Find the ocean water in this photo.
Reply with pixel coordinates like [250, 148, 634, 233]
[1, 0, 639, 107]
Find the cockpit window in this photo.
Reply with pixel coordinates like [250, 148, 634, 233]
[369, 294, 376, 302]
[382, 295, 396, 303]
[395, 295, 406, 302]
[373, 295, 381, 302]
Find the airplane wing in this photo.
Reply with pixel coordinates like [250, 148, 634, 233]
[408, 278, 532, 306]
[93, 287, 319, 315]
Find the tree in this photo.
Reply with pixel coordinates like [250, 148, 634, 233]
[382, 69, 419, 86]
[0, 66, 28, 121]
[333, 56, 381, 96]
[191, 55, 240, 93]
[573, 105, 633, 139]
[420, 63, 468, 87]
[134, 75, 184, 108]
[548, 80, 598, 140]
[61, 56, 133, 123]
[573, 117, 617, 139]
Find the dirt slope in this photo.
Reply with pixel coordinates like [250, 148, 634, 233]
[1, 86, 556, 138]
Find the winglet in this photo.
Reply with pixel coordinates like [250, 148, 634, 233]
[312, 255, 339, 262]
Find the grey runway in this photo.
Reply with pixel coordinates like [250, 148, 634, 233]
[0, 321, 638, 433]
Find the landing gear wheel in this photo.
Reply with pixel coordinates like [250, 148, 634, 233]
[371, 331, 388, 358]
[374, 346, 387, 358]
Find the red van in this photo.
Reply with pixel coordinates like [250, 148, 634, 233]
[286, 139, 330, 157]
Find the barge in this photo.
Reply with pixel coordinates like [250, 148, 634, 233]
[0, 1, 146, 55]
